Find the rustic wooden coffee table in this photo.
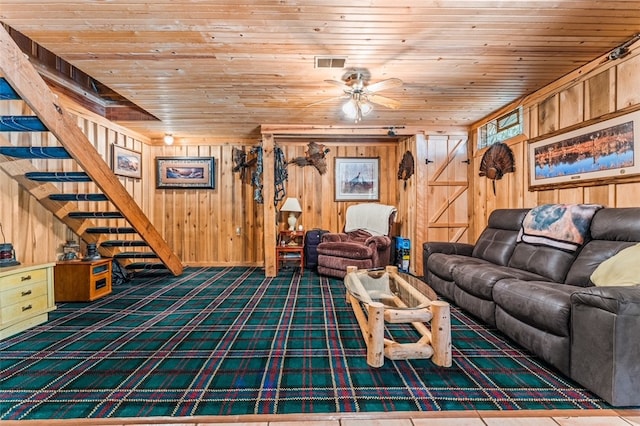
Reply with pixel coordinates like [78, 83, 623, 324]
[344, 265, 452, 368]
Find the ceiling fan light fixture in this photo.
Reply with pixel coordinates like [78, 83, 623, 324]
[360, 101, 373, 116]
[342, 97, 372, 123]
[342, 99, 358, 119]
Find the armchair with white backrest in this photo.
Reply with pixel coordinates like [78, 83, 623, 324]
[316, 203, 397, 278]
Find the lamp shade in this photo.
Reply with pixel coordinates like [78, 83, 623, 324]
[280, 197, 302, 213]
[281, 197, 302, 231]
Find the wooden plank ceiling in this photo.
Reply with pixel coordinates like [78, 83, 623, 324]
[1, 1, 639, 142]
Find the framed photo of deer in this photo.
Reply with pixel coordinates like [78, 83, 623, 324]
[334, 157, 380, 201]
[528, 109, 640, 190]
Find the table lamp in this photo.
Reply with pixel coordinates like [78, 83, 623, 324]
[281, 197, 302, 231]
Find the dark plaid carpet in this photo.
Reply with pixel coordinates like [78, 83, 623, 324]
[0, 267, 610, 420]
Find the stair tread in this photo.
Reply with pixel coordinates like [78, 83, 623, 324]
[26, 171, 91, 182]
[86, 227, 137, 234]
[68, 211, 124, 218]
[0, 115, 47, 132]
[0, 78, 20, 100]
[125, 262, 168, 270]
[114, 252, 159, 259]
[49, 193, 109, 202]
[101, 240, 149, 247]
[0, 146, 70, 159]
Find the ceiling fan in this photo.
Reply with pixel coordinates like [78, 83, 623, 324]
[317, 68, 403, 122]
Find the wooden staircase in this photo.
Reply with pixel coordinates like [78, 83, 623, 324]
[0, 26, 183, 276]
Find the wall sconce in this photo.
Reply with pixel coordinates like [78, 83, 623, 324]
[163, 134, 174, 145]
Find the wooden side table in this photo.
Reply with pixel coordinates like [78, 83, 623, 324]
[54, 258, 112, 302]
[276, 230, 305, 273]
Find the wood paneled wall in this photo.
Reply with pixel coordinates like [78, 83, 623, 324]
[276, 139, 401, 232]
[469, 49, 640, 241]
[143, 138, 404, 267]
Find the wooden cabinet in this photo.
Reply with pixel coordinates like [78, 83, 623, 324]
[0, 263, 56, 340]
[54, 258, 112, 302]
[276, 230, 305, 273]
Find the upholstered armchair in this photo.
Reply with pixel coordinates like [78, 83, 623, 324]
[317, 203, 397, 278]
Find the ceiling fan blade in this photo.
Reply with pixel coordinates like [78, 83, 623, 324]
[306, 95, 347, 108]
[324, 79, 350, 90]
[368, 94, 401, 109]
[366, 78, 403, 93]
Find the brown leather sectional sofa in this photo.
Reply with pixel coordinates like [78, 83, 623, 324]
[423, 206, 640, 406]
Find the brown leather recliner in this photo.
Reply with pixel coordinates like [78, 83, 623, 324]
[316, 203, 397, 278]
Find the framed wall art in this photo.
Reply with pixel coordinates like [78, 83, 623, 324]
[528, 109, 640, 190]
[156, 157, 216, 189]
[111, 144, 142, 179]
[334, 157, 380, 201]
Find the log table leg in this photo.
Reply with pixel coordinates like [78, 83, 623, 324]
[430, 300, 452, 367]
[367, 302, 385, 367]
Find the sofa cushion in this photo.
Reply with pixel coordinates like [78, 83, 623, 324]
[591, 243, 640, 287]
[508, 242, 577, 283]
[471, 209, 529, 265]
[493, 279, 579, 337]
[589, 207, 640, 241]
[453, 263, 548, 300]
[565, 240, 638, 286]
[317, 241, 373, 259]
[427, 253, 489, 281]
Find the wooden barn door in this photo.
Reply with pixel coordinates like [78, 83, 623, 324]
[414, 134, 470, 276]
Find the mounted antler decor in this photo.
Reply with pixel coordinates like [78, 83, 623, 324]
[288, 141, 330, 175]
[479, 142, 515, 195]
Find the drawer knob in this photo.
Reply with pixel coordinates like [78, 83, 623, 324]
[22, 304, 33, 312]
[21, 289, 32, 297]
[21, 274, 32, 282]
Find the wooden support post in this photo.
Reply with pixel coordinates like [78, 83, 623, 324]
[366, 301, 385, 367]
[261, 133, 277, 277]
[430, 300, 452, 367]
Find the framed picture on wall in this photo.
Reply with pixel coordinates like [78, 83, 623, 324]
[156, 157, 216, 189]
[334, 157, 380, 201]
[528, 109, 640, 190]
[111, 144, 142, 179]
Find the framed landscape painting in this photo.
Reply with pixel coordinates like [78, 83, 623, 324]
[156, 157, 216, 189]
[334, 157, 380, 201]
[111, 144, 142, 179]
[528, 109, 640, 190]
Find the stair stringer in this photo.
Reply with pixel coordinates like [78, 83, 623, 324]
[0, 26, 183, 276]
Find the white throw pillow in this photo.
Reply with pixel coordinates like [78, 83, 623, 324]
[591, 243, 640, 287]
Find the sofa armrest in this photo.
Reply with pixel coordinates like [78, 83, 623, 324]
[570, 285, 640, 406]
[321, 232, 348, 243]
[423, 242, 474, 264]
[364, 235, 392, 250]
[570, 285, 640, 316]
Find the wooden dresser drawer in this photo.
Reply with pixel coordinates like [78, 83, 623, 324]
[1, 268, 47, 289]
[1, 280, 48, 306]
[0, 294, 48, 325]
[0, 263, 56, 339]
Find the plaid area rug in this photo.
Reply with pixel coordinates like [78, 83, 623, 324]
[0, 267, 609, 420]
